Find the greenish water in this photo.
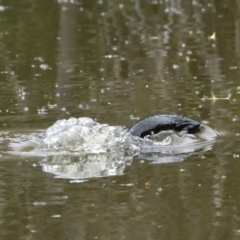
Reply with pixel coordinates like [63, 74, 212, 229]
[0, 1, 240, 239]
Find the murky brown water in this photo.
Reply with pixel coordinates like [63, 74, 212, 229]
[0, 0, 240, 239]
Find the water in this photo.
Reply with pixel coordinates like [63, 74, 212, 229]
[0, 0, 240, 239]
[1, 116, 219, 179]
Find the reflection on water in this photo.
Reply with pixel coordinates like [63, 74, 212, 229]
[40, 153, 128, 180]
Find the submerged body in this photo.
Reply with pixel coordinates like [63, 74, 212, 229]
[128, 114, 201, 138]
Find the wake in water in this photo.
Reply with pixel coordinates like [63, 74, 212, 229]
[0, 116, 220, 179]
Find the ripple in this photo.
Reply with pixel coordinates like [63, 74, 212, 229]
[0, 117, 220, 179]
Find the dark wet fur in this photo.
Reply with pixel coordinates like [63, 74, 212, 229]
[128, 114, 201, 138]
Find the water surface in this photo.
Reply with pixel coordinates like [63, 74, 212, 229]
[0, 1, 240, 239]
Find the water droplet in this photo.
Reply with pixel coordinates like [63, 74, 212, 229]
[33, 201, 46, 206]
[40, 64, 50, 70]
[172, 64, 179, 69]
[51, 215, 61, 218]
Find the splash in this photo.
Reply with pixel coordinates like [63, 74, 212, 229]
[39, 117, 127, 154]
[0, 117, 219, 179]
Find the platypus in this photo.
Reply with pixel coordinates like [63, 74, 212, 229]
[128, 114, 201, 138]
